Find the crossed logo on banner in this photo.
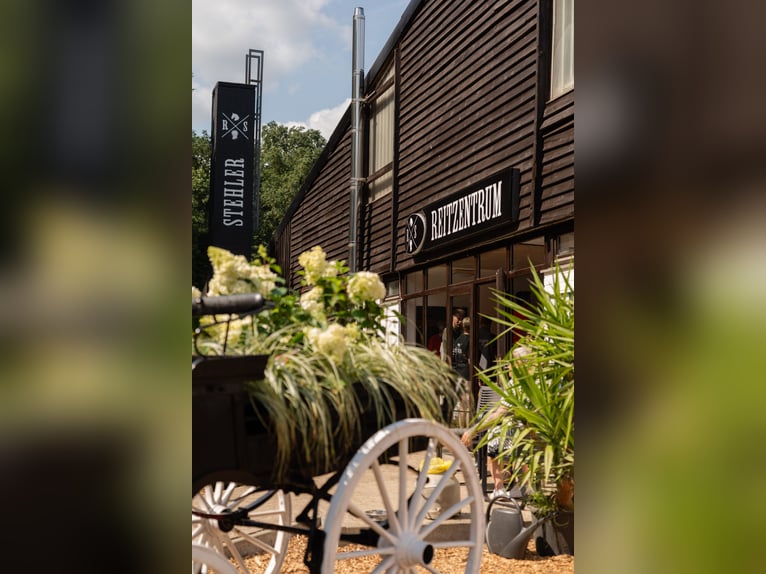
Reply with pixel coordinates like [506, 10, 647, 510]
[221, 112, 250, 140]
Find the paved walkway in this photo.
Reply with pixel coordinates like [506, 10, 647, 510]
[287, 446, 533, 542]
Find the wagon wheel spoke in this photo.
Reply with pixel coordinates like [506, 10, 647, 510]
[369, 555, 396, 573]
[322, 419, 485, 573]
[408, 437, 438, 528]
[335, 545, 395, 561]
[232, 525, 283, 555]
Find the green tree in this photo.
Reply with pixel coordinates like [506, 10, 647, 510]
[192, 130, 212, 288]
[254, 122, 325, 247]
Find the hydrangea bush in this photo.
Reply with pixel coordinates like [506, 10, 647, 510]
[194, 245, 461, 477]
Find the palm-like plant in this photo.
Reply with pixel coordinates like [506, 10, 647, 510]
[475, 260, 574, 514]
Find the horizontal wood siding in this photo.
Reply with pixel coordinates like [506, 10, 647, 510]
[360, 193, 394, 274]
[396, 0, 539, 269]
[539, 90, 573, 225]
[273, 220, 291, 285]
[284, 132, 352, 288]
[275, 0, 574, 279]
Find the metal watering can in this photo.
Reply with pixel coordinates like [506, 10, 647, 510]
[485, 496, 549, 559]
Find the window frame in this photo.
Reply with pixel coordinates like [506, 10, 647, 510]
[550, 0, 574, 100]
[367, 62, 396, 202]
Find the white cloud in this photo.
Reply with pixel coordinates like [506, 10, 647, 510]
[192, 77, 213, 134]
[281, 98, 349, 141]
[192, 1, 407, 139]
[192, 0, 342, 130]
[307, 99, 351, 140]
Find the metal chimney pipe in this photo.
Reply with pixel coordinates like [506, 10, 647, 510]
[349, 6, 364, 272]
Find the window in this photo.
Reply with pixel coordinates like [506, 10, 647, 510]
[382, 301, 401, 345]
[551, 0, 574, 99]
[451, 256, 475, 284]
[384, 278, 400, 298]
[555, 231, 575, 258]
[479, 248, 507, 278]
[427, 264, 447, 289]
[405, 270, 423, 294]
[512, 237, 546, 270]
[368, 61, 395, 201]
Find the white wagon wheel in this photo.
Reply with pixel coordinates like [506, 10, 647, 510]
[192, 544, 240, 574]
[322, 418, 485, 573]
[192, 482, 291, 574]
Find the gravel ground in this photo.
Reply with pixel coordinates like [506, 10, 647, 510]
[242, 535, 574, 573]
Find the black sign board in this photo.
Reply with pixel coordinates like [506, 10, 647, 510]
[209, 82, 255, 258]
[405, 168, 520, 256]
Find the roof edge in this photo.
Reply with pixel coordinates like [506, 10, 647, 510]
[270, 104, 353, 243]
[366, 0, 424, 86]
[269, 0, 426, 249]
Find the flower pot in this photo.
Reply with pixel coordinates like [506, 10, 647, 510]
[534, 509, 574, 556]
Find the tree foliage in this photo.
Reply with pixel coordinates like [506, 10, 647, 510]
[254, 122, 326, 247]
[192, 130, 212, 288]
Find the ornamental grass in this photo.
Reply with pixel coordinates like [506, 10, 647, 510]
[194, 245, 461, 478]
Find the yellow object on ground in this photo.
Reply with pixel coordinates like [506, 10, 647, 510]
[419, 457, 453, 474]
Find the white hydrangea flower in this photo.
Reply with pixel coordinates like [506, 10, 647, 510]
[298, 246, 338, 285]
[192, 285, 201, 299]
[343, 322, 360, 342]
[247, 263, 279, 296]
[347, 271, 386, 303]
[207, 250, 251, 295]
[306, 323, 348, 362]
[206, 246, 278, 297]
[300, 286, 325, 316]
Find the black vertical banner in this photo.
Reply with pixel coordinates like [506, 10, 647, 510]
[209, 82, 255, 258]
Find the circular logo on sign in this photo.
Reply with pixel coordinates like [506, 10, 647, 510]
[405, 212, 427, 255]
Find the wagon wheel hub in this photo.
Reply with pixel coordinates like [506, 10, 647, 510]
[378, 530, 434, 567]
[209, 504, 236, 533]
[396, 535, 434, 567]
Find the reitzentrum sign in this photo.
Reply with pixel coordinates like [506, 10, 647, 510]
[209, 82, 255, 258]
[405, 168, 520, 256]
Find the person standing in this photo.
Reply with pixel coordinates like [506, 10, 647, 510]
[439, 308, 466, 424]
[440, 308, 465, 363]
[452, 316, 471, 380]
[452, 316, 472, 427]
[461, 345, 533, 499]
[427, 320, 444, 357]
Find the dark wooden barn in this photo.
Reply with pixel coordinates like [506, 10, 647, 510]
[271, 0, 573, 403]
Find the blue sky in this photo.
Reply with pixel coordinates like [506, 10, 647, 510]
[192, 0, 410, 139]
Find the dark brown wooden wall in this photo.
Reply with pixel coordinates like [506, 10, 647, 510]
[539, 91, 574, 225]
[396, 0, 541, 270]
[276, 131, 352, 288]
[359, 192, 394, 274]
[273, 0, 574, 284]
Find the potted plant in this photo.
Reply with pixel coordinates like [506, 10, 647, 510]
[193, 245, 462, 479]
[474, 260, 574, 554]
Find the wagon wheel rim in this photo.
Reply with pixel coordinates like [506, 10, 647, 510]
[321, 418, 485, 573]
[192, 483, 291, 574]
[192, 544, 240, 574]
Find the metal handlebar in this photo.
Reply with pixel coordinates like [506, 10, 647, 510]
[192, 293, 269, 317]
